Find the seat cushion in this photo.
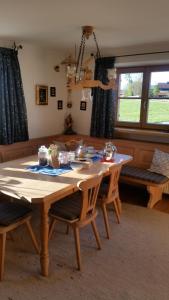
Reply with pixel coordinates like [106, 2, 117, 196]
[0, 202, 32, 226]
[49, 192, 82, 221]
[121, 165, 169, 184]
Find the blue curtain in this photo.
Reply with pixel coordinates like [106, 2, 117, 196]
[0, 47, 28, 144]
[90, 57, 116, 138]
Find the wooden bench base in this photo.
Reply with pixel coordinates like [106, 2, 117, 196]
[147, 185, 164, 209]
[120, 175, 168, 208]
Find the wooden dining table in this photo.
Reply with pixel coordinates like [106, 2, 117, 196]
[0, 153, 132, 277]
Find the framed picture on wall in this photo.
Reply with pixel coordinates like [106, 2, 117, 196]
[80, 101, 87, 111]
[50, 86, 56, 97]
[57, 100, 63, 109]
[36, 85, 48, 105]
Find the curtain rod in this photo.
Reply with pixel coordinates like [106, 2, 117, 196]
[115, 50, 169, 59]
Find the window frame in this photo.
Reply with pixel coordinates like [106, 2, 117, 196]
[116, 65, 169, 131]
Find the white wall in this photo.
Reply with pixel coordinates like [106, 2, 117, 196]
[70, 89, 93, 135]
[0, 40, 92, 138]
[0, 40, 70, 138]
[18, 44, 68, 138]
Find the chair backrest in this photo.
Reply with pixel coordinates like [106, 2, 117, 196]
[77, 173, 103, 221]
[106, 164, 122, 204]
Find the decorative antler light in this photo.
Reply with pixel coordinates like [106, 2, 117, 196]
[61, 26, 116, 92]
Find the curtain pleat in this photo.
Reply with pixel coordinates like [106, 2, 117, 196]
[90, 57, 116, 138]
[0, 48, 29, 144]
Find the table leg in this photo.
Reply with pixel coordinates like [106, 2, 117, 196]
[40, 201, 50, 276]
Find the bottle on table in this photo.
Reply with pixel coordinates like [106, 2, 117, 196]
[103, 142, 117, 161]
[38, 145, 48, 166]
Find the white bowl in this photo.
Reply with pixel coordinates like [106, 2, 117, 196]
[70, 161, 83, 171]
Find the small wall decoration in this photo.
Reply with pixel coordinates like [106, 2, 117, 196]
[57, 100, 63, 110]
[50, 86, 56, 97]
[54, 65, 60, 72]
[80, 101, 87, 111]
[36, 85, 48, 105]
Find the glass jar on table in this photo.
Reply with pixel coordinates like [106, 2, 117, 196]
[38, 145, 48, 166]
[76, 145, 86, 159]
[68, 151, 76, 162]
[103, 142, 117, 161]
[58, 151, 69, 165]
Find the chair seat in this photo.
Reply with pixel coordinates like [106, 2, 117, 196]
[49, 192, 82, 221]
[0, 202, 32, 226]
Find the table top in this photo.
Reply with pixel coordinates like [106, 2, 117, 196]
[0, 153, 132, 204]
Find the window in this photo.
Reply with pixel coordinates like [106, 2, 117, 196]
[116, 65, 169, 130]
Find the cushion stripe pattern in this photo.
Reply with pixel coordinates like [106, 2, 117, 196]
[121, 165, 168, 184]
[49, 192, 82, 220]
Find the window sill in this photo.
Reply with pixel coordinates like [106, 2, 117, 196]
[114, 127, 169, 144]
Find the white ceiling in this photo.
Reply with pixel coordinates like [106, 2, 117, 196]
[1, 0, 169, 55]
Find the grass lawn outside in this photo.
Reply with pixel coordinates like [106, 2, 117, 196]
[118, 99, 169, 124]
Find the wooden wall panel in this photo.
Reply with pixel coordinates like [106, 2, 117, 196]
[0, 134, 168, 168]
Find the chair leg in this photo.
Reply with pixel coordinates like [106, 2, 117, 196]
[101, 203, 110, 239]
[25, 220, 40, 254]
[73, 226, 81, 271]
[48, 218, 57, 240]
[113, 199, 120, 224]
[116, 194, 122, 215]
[91, 220, 101, 250]
[0, 233, 6, 281]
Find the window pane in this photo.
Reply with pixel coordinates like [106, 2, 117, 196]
[147, 99, 169, 124]
[118, 99, 141, 122]
[149, 71, 169, 98]
[119, 73, 143, 97]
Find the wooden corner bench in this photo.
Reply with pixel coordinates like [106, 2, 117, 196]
[109, 139, 169, 208]
[55, 135, 169, 208]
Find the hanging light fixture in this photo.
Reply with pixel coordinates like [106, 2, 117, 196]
[61, 26, 117, 92]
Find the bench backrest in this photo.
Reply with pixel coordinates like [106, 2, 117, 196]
[0, 134, 169, 170]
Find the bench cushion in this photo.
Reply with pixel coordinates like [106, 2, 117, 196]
[121, 165, 169, 184]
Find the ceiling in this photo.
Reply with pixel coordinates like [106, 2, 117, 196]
[1, 0, 169, 55]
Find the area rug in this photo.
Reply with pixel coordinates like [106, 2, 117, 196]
[1, 203, 169, 300]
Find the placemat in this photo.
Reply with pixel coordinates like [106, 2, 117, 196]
[27, 165, 72, 176]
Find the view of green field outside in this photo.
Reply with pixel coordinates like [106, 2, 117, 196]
[118, 99, 169, 124]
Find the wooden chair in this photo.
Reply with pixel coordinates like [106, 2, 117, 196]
[98, 164, 122, 239]
[49, 173, 103, 271]
[0, 202, 40, 281]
